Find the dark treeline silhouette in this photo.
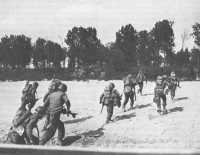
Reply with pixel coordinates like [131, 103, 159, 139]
[0, 19, 200, 81]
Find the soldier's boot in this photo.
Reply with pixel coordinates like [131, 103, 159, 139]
[56, 121, 65, 146]
[157, 104, 161, 114]
[106, 106, 113, 123]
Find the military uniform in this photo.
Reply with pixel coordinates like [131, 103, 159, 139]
[8, 105, 44, 145]
[136, 70, 146, 95]
[168, 73, 180, 99]
[122, 75, 136, 111]
[21, 81, 39, 111]
[40, 84, 70, 145]
[100, 83, 121, 123]
[153, 76, 168, 114]
[42, 79, 62, 131]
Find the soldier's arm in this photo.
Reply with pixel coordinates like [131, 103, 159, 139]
[43, 92, 50, 103]
[99, 93, 104, 104]
[43, 96, 50, 109]
[62, 94, 71, 111]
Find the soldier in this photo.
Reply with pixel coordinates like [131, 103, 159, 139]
[27, 82, 39, 111]
[122, 74, 136, 112]
[42, 79, 62, 131]
[21, 81, 39, 111]
[168, 72, 180, 100]
[136, 69, 147, 95]
[100, 83, 121, 123]
[39, 83, 71, 146]
[7, 104, 45, 145]
[24, 106, 46, 145]
[153, 76, 168, 115]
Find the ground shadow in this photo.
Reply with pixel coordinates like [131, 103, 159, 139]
[142, 93, 154, 96]
[63, 135, 82, 146]
[63, 116, 93, 124]
[168, 106, 184, 114]
[63, 128, 104, 146]
[134, 103, 151, 109]
[113, 112, 136, 122]
[81, 127, 104, 138]
[173, 97, 189, 101]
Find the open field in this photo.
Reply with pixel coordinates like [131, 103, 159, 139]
[0, 80, 200, 149]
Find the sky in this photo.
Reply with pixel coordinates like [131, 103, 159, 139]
[0, 0, 200, 50]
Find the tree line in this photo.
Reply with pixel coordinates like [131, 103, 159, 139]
[0, 19, 200, 79]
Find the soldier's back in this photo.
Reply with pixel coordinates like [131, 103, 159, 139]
[48, 91, 65, 113]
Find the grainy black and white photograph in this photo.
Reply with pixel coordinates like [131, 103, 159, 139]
[0, 0, 200, 154]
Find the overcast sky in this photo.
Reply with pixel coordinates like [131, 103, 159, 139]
[0, 0, 200, 50]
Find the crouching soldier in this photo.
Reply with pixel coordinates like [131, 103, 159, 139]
[168, 72, 180, 100]
[7, 104, 45, 145]
[153, 76, 168, 115]
[122, 74, 136, 112]
[100, 83, 121, 123]
[39, 83, 71, 146]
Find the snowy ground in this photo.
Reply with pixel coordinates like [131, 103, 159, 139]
[0, 80, 200, 149]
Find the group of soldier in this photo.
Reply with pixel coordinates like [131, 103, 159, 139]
[99, 70, 180, 123]
[7, 79, 75, 146]
[6, 69, 180, 146]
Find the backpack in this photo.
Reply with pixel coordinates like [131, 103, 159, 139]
[102, 88, 113, 105]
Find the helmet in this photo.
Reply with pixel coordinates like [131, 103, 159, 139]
[32, 81, 38, 88]
[170, 72, 175, 77]
[157, 76, 163, 81]
[108, 82, 115, 90]
[127, 74, 132, 79]
[162, 75, 167, 79]
[156, 76, 163, 84]
[58, 83, 67, 92]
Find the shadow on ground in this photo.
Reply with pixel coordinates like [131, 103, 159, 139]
[63, 116, 93, 124]
[134, 103, 152, 109]
[173, 97, 189, 102]
[114, 112, 136, 122]
[63, 128, 104, 146]
[168, 106, 184, 114]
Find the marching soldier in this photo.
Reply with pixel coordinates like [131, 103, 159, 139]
[136, 69, 147, 95]
[168, 72, 180, 100]
[122, 74, 136, 112]
[100, 83, 121, 123]
[153, 76, 168, 115]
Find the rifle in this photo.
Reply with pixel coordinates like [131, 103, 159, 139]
[62, 109, 77, 118]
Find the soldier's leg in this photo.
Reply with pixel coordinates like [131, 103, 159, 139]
[42, 113, 50, 131]
[56, 120, 65, 145]
[39, 113, 60, 145]
[139, 82, 144, 95]
[170, 87, 176, 100]
[123, 93, 129, 112]
[106, 104, 113, 123]
[161, 94, 167, 114]
[154, 96, 161, 113]
[130, 92, 134, 109]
